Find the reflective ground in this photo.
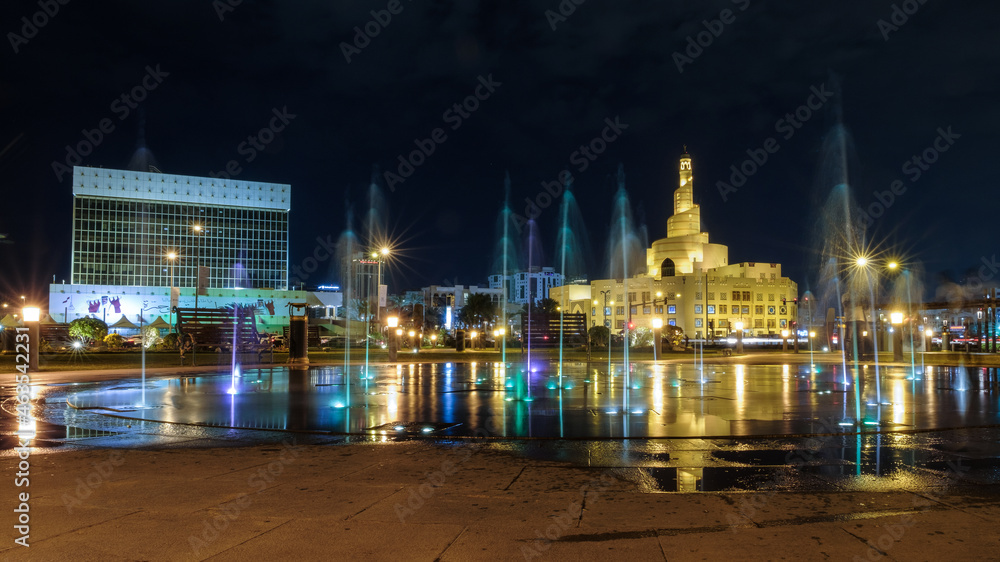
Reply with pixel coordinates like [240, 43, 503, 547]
[48, 360, 1000, 438]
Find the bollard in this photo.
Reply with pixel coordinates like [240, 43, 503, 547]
[23, 307, 41, 372]
[456, 329, 465, 352]
[288, 302, 309, 364]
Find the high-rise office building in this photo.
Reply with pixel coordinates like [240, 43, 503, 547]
[70, 166, 290, 289]
[50, 166, 307, 326]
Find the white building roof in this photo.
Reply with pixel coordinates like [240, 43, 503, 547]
[72, 166, 290, 211]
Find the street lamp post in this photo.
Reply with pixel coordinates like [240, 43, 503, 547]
[387, 316, 399, 361]
[735, 320, 744, 354]
[167, 252, 177, 333]
[376, 247, 389, 322]
[600, 289, 612, 372]
[192, 225, 203, 312]
[23, 306, 40, 372]
[891, 311, 904, 361]
[781, 329, 789, 352]
[651, 317, 663, 361]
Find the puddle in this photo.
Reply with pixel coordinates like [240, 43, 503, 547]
[640, 466, 801, 492]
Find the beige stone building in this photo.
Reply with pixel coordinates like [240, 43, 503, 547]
[551, 151, 798, 339]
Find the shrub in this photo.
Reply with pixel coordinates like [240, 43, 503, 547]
[103, 333, 125, 350]
[158, 332, 179, 351]
[69, 317, 109, 344]
[141, 325, 161, 349]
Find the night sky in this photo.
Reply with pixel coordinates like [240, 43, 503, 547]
[2, 0, 998, 304]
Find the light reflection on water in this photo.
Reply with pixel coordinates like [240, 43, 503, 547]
[62, 362, 1000, 438]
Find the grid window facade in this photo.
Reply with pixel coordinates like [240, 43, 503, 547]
[71, 196, 288, 289]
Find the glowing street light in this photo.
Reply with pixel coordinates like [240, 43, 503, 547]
[651, 318, 663, 361]
[890, 312, 904, 361]
[781, 328, 790, 352]
[166, 251, 178, 333]
[192, 224, 204, 315]
[386, 316, 400, 361]
[734, 320, 744, 354]
[23, 306, 40, 371]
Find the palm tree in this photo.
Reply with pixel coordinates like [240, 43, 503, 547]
[522, 297, 559, 315]
[459, 293, 497, 329]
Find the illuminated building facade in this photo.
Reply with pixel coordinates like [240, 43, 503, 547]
[551, 152, 798, 338]
[489, 267, 567, 305]
[69, 166, 289, 289]
[50, 166, 302, 328]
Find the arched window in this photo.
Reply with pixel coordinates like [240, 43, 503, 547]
[661, 258, 675, 277]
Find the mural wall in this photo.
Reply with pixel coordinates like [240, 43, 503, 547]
[48, 284, 306, 328]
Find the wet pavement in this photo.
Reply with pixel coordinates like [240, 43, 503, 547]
[42, 360, 1000, 438]
[3, 360, 999, 559]
[6, 359, 1000, 494]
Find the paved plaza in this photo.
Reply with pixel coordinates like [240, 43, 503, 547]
[3, 356, 999, 560]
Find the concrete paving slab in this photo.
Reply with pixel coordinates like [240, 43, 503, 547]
[581, 492, 752, 531]
[839, 510, 1000, 560]
[208, 519, 466, 561]
[658, 522, 862, 560]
